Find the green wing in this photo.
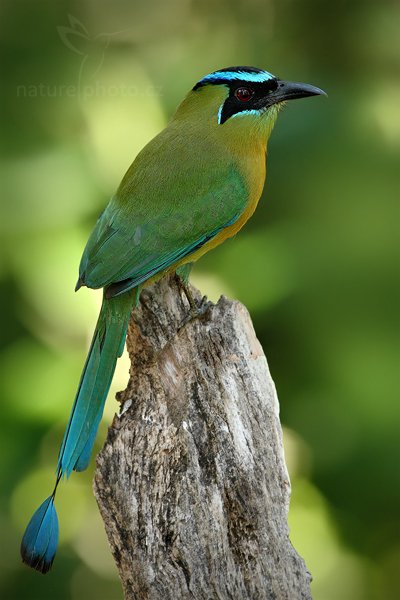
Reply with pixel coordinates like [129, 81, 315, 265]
[78, 131, 249, 296]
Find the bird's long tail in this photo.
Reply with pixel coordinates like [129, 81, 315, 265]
[20, 289, 135, 573]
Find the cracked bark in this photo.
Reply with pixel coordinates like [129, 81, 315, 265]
[94, 275, 312, 600]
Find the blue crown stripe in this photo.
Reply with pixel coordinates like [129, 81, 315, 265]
[201, 70, 275, 85]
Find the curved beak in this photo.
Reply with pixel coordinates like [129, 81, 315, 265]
[264, 80, 327, 108]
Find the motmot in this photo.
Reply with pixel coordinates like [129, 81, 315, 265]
[21, 66, 325, 573]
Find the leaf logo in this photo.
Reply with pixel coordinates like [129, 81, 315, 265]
[56, 15, 129, 96]
[57, 15, 91, 56]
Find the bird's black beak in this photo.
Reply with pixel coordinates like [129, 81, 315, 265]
[264, 80, 327, 108]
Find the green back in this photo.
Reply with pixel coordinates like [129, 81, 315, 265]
[78, 123, 249, 293]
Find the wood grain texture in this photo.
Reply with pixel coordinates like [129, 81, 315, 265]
[94, 275, 312, 600]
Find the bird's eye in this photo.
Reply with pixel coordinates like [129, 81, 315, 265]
[235, 87, 254, 102]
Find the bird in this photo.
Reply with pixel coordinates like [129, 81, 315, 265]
[20, 65, 325, 573]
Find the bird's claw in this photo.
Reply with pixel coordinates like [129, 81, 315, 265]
[180, 295, 212, 327]
[174, 273, 212, 328]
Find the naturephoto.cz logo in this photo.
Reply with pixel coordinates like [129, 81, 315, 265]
[16, 15, 162, 99]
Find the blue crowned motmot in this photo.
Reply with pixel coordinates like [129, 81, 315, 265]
[21, 66, 325, 573]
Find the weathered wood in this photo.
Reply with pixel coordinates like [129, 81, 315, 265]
[94, 275, 312, 600]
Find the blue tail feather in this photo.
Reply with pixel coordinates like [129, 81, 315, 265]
[21, 289, 135, 573]
[21, 496, 59, 574]
[73, 312, 130, 472]
[57, 290, 134, 477]
[64, 324, 124, 474]
[74, 419, 100, 472]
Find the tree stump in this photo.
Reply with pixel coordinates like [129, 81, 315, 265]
[94, 275, 312, 600]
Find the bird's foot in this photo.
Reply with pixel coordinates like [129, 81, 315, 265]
[175, 274, 212, 327]
[180, 294, 213, 327]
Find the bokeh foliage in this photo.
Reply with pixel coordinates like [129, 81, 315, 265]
[1, 0, 399, 598]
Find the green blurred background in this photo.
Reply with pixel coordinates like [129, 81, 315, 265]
[1, 0, 399, 598]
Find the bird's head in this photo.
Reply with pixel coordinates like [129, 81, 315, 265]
[173, 66, 326, 145]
